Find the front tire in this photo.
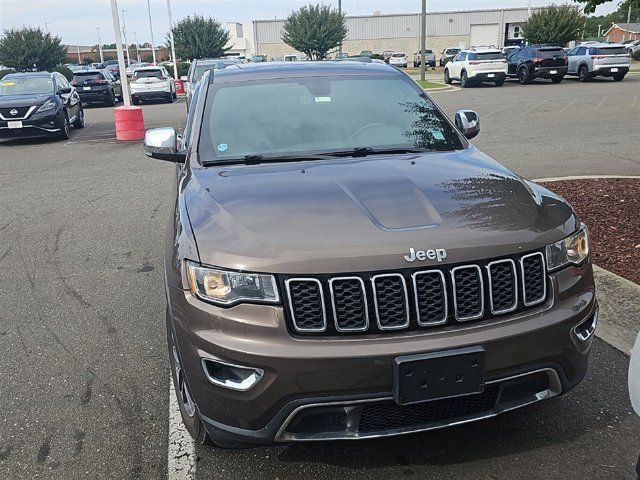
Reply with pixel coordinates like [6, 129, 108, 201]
[166, 92, 174, 103]
[106, 90, 116, 107]
[57, 111, 70, 140]
[132, 97, 140, 106]
[578, 66, 590, 82]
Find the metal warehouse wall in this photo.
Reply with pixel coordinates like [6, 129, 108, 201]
[253, 7, 542, 46]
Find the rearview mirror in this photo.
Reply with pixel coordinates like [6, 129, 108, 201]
[455, 110, 480, 139]
[143, 127, 185, 163]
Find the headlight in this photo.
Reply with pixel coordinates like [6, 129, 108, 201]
[36, 99, 56, 113]
[186, 261, 279, 306]
[545, 224, 589, 271]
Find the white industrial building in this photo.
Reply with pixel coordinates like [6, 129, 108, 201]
[244, 7, 543, 60]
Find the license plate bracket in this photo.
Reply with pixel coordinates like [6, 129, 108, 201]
[393, 347, 486, 405]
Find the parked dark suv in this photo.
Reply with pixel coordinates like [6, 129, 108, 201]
[507, 45, 568, 84]
[72, 69, 122, 106]
[143, 61, 596, 447]
[0, 71, 84, 142]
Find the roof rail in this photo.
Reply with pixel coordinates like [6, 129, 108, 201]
[469, 45, 498, 50]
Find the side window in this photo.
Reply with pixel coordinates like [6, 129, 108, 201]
[188, 62, 194, 81]
[577, 47, 587, 55]
[183, 83, 202, 149]
[54, 73, 70, 90]
[567, 48, 576, 56]
[452, 53, 462, 62]
[467, 52, 477, 61]
[588, 47, 597, 55]
[458, 52, 467, 62]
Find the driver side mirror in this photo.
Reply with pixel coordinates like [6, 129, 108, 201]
[143, 127, 186, 163]
[455, 110, 480, 139]
[59, 86, 72, 94]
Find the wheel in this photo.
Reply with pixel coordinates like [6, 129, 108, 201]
[57, 111, 70, 140]
[166, 92, 174, 103]
[460, 70, 469, 88]
[578, 66, 590, 82]
[518, 67, 530, 85]
[444, 69, 451, 85]
[72, 105, 84, 129]
[612, 73, 625, 82]
[551, 76, 563, 84]
[172, 91, 177, 100]
[494, 77, 505, 87]
[413, 61, 418, 68]
[132, 97, 140, 106]
[106, 90, 116, 107]
[166, 307, 212, 446]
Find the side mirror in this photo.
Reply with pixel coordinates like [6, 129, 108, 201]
[455, 110, 480, 139]
[143, 127, 186, 163]
[180, 75, 188, 81]
[59, 86, 72, 94]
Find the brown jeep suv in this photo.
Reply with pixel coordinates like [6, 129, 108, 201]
[143, 61, 597, 446]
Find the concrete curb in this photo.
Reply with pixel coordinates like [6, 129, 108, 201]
[593, 265, 640, 356]
[533, 175, 640, 182]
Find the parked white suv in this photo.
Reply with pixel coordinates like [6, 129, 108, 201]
[389, 52, 408, 68]
[566, 43, 630, 82]
[130, 66, 176, 105]
[444, 48, 508, 87]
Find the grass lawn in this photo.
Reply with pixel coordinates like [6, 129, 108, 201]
[416, 80, 448, 90]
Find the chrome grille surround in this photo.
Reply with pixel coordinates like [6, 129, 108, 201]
[486, 259, 518, 315]
[519, 252, 547, 307]
[411, 269, 448, 326]
[285, 278, 327, 333]
[371, 273, 410, 331]
[328, 276, 369, 332]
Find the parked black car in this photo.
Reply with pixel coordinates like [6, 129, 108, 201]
[506, 45, 568, 84]
[0, 71, 84, 142]
[104, 63, 121, 80]
[72, 69, 121, 106]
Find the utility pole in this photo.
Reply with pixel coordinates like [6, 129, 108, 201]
[625, 5, 632, 41]
[133, 32, 141, 63]
[44, 22, 50, 33]
[597, 24, 602, 38]
[121, 9, 131, 65]
[76, 45, 82, 64]
[146, 0, 157, 64]
[97, 27, 104, 64]
[527, 0, 532, 18]
[420, 0, 426, 81]
[166, 0, 178, 79]
[338, 0, 342, 57]
[109, 0, 131, 107]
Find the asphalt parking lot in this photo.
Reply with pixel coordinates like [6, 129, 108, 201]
[1, 76, 639, 480]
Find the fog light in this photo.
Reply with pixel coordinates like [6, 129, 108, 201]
[574, 308, 598, 341]
[201, 358, 263, 391]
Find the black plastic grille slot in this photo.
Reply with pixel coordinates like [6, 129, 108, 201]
[372, 274, 409, 330]
[451, 265, 484, 321]
[413, 270, 447, 325]
[329, 277, 368, 332]
[521, 253, 546, 306]
[285, 279, 326, 332]
[487, 260, 517, 314]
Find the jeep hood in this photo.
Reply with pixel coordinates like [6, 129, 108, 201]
[185, 147, 577, 274]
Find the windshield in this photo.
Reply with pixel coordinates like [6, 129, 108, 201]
[199, 75, 464, 163]
[0, 76, 54, 95]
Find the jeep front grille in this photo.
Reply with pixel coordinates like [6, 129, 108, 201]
[283, 251, 547, 335]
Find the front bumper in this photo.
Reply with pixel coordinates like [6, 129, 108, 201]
[0, 110, 61, 141]
[534, 66, 567, 78]
[167, 260, 596, 444]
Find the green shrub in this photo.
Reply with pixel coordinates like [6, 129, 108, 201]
[52, 65, 73, 81]
[370, 53, 383, 60]
[0, 69, 16, 80]
[177, 61, 190, 78]
[632, 49, 640, 61]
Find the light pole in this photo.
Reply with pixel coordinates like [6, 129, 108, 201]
[109, 0, 131, 107]
[527, 0, 532, 18]
[338, 0, 342, 57]
[166, 0, 178, 79]
[597, 24, 602, 38]
[133, 32, 141, 63]
[420, 0, 427, 81]
[97, 27, 104, 64]
[44, 22, 50, 33]
[146, 0, 157, 64]
[121, 9, 131, 65]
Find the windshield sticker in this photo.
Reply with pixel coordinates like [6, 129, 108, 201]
[431, 130, 445, 140]
[217, 143, 229, 152]
[315, 96, 331, 103]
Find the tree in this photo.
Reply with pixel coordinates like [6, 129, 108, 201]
[168, 15, 230, 60]
[523, 5, 586, 46]
[282, 4, 347, 60]
[572, 0, 640, 14]
[582, 0, 640, 38]
[0, 27, 67, 71]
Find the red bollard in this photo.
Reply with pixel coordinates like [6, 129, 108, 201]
[175, 79, 185, 95]
[114, 106, 145, 141]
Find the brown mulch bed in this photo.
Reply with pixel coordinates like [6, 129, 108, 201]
[540, 178, 640, 285]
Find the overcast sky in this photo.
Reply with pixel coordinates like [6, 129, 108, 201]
[0, 0, 618, 46]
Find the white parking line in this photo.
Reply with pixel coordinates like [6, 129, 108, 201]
[557, 97, 578, 114]
[594, 95, 608, 110]
[168, 375, 196, 480]
[520, 99, 548, 116]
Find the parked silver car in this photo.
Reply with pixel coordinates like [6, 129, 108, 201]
[566, 43, 630, 82]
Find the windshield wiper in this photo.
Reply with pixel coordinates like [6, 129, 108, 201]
[324, 146, 430, 157]
[202, 153, 335, 166]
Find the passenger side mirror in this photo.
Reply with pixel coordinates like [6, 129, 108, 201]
[143, 127, 186, 163]
[455, 110, 480, 139]
[59, 86, 72, 94]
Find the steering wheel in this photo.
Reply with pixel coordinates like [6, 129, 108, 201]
[349, 123, 387, 142]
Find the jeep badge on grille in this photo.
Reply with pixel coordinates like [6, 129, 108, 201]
[404, 247, 448, 263]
